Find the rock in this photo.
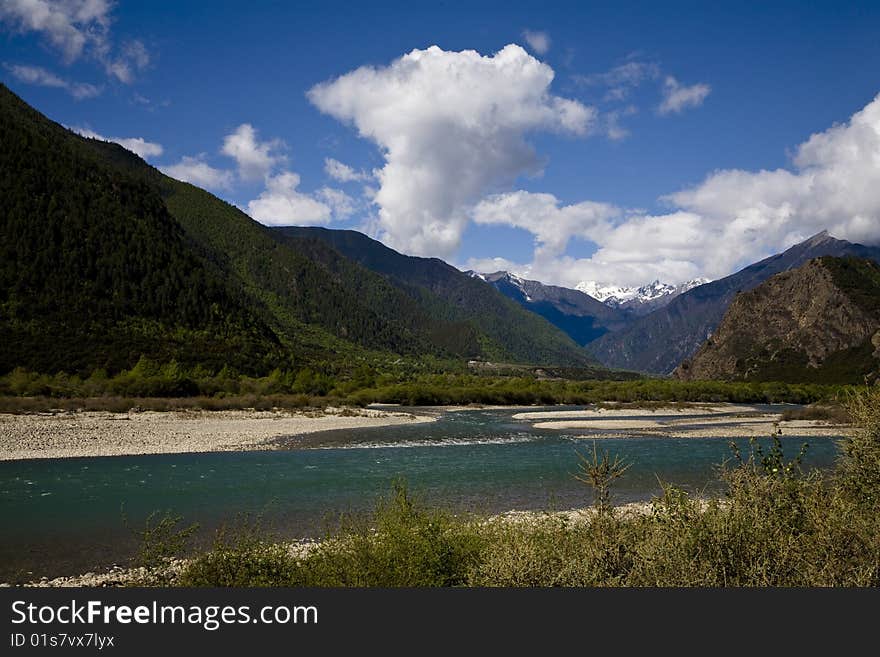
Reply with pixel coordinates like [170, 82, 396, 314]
[676, 257, 880, 383]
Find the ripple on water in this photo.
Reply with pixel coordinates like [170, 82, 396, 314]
[310, 433, 541, 450]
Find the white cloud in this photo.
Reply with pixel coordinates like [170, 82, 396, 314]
[575, 60, 660, 102]
[522, 30, 550, 55]
[574, 59, 708, 135]
[663, 92, 880, 257]
[467, 193, 718, 286]
[324, 157, 372, 182]
[658, 76, 711, 115]
[308, 44, 596, 258]
[315, 186, 356, 219]
[122, 39, 149, 69]
[0, 1, 149, 83]
[159, 124, 340, 227]
[361, 184, 378, 200]
[0, 0, 108, 62]
[474, 191, 619, 261]
[467, 92, 880, 288]
[97, 39, 150, 84]
[464, 256, 522, 275]
[5, 63, 100, 99]
[113, 136, 162, 159]
[71, 126, 163, 159]
[161, 155, 234, 191]
[247, 171, 335, 226]
[221, 123, 285, 181]
[603, 105, 638, 141]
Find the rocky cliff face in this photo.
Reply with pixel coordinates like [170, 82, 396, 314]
[675, 257, 880, 384]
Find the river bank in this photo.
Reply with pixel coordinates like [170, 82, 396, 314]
[0, 403, 851, 461]
[513, 403, 852, 438]
[0, 407, 436, 461]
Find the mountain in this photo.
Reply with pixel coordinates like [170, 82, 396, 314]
[157, 178, 458, 363]
[0, 83, 285, 374]
[273, 227, 599, 367]
[468, 271, 629, 345]
[0, 83, 599, 374]
[676, 257, 880, 383]
[588, 232, 880, 374]
[1, 82, 450, 373]
[576, 278, 710, 316]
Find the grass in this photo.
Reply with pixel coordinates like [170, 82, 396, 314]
[781, 402, 851, 424]
[132, 385, 880, 588]
[0, 394, 316, 414]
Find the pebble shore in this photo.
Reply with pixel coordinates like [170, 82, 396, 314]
[0, 406, 436, 461]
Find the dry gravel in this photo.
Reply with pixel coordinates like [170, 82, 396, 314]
[0, 407, 436, 461]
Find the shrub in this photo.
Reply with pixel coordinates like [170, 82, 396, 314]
[178, 529, 300, 587]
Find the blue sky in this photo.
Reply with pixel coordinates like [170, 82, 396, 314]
[3, 0, 880, 287]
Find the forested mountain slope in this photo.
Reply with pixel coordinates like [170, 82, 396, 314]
[275, 227, 599, 367]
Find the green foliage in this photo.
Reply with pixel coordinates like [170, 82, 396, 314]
[574, 444, 631, 514]
[822, 256, 880, 318]
[0, 364, 851, 411]
[836, 386, 880, 510]
[162, 179, 453, 362]
[0, 84, 284, 375]
[179, 481, 485, 587]
[346, 375, 844, 407]
[780, 403, 851, 423]
[472, 514, 631, 587]
[128, 511, 199, 585]
[296, 481, 485, 587]
[725, 340, 879, 385]
[177, 519, 300, 587]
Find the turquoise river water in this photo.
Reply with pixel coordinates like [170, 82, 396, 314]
[0, 405, 843, 581]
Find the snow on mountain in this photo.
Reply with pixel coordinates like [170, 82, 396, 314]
[469, 269, 711, 316]
[575, 281, 641, 304]
[576, 278, 710, 309]
[467, 270, 534, 300]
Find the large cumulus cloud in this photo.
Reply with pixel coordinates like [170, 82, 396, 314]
[308, 44, 596, 258]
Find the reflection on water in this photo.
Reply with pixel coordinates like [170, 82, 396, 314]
[0, 405, 842, 580]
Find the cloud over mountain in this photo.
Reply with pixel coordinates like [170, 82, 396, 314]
[71, 126, 163, 159]
[5, 63, 100, 99]
[469, 93, 880, 288]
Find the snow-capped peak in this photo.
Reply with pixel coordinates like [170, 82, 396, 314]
[576, 278, 710, 308]
[575, 281, 641, 304]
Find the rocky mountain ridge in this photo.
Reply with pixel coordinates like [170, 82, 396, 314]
[675, 256, 880, 383]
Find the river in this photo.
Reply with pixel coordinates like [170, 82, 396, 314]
[0, 405, 843, 581]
